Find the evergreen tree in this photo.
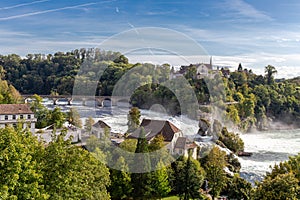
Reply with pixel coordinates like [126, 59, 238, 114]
[109, 156, 132, 200]
[151, 161, 172, 199]
[131, 128, 153, 199]
[172, 154, 205, 200]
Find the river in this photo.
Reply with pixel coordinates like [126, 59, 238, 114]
[41, 100, 300, 183]
[239, 129, 300, 183]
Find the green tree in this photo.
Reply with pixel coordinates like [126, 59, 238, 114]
[131, 128, 153, 199]
[218, 127, 244, 153]
[120, 139, 137, 153]
[0, 79, 21, 104]
[127, 107, 141, 132]
[67, 107, 82, 128]
[172, 155, 205, 200]
[265, 65, 277, 85]
[151, 161, 172, 199]
[30, 94, 50, 128]
[254, 173, 300, 200]
[42, 133, 111, 200]
[109, 156, 132, 200]
[0, 65, 5, 80]
[225, 174, 253, 200]
[48, 107, 66, 128]
[204, 146, 227, 199]
[0, 127, 49, 199]
[149, 134, 165, 151]
[85, 116, 95, 132]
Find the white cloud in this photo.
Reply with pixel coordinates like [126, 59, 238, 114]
[0, 1, 115, 21]
[222, 0, 273, 21]
[0, 0, 49, 10]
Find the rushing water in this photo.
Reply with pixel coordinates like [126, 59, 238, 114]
[41, 100, 300, 183]
[239, 129, 300, 183]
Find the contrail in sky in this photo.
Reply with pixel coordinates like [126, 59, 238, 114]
[0, 0, 49, 10]
[0, 0, 115, 21]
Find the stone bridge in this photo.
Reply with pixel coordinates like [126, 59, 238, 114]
[22, 95, 131, 107]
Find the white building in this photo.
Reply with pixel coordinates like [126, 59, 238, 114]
[0, 104, 37, 132]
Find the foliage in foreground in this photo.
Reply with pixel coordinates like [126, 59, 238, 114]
[0, 127, 110, 200]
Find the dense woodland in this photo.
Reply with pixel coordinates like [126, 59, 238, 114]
[1, 49, 300, 131]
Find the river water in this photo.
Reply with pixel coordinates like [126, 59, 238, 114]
[41, 100, 300, 183]
[239, 129, 300, 183]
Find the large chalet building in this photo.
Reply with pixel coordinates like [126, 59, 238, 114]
[0, 104, 37, 132]
[128, 118, 198, 159]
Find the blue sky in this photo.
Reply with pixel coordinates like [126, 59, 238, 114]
[1, 0, 300, 78]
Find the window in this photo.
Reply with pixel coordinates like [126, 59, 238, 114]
[12, 115, 16, 120]
[20, 115, 24, 119]
[5, 115, 8, 120]
[28, 115, 31, 119]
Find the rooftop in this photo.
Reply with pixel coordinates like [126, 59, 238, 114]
[128, 118, 181, 142]
[0, 104, 34, 115]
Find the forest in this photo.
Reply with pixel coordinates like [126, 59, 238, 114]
[1, 48, 300, 131]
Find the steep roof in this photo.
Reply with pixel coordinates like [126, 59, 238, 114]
[0, 104, 34, 115]
[128, 119, 181, 142]
[92, 120, 111, 129]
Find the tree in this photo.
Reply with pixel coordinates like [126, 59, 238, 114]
[204, 146, 227, 199]
[67, 107, 82, 128]
[30, 94, 50, 128]
[0, 127, 48, 199]
[225, 174, 253, 200]
[254, 173, 300, 200]
[265, 65, 277, 85]
[238, 63, 243, 71]
[42, 133, 111, 199]
[0, 65, 5, 80]
[127, 107, 141, 132]
[109, 156, 132, 200]
[172, 154, 206, 199]
[131, 128, 153, 199]
[149, 134, 165, 151]
[218, 127, 244, 153]
[151, 161, 172, 199]
[253, 153, 300, 199]
[48, 107, 66, 128]
[0, 79, 22, 104]
[85, 116, 95, 132]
